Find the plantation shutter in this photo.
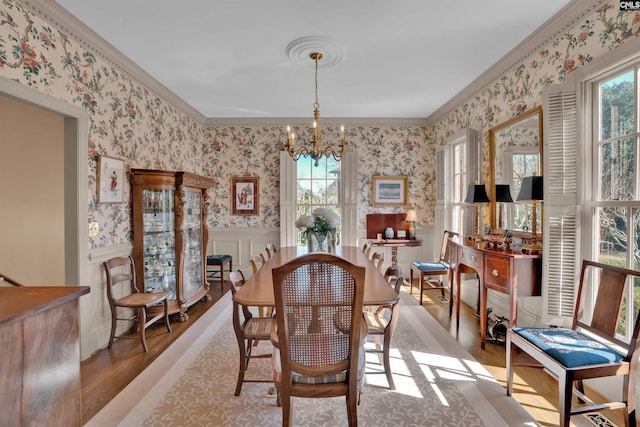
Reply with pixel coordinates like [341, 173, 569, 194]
[279, 151, 297, 247]
[340, 149, 358, 246]
[434, 147, 447, 251]
[464, 128, 480, 237]
[541, 83, 581, 327]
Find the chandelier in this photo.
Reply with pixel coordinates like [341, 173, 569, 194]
[286, 52, 345, 167]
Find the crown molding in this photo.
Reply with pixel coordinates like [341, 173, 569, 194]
[204, 117, 428, 127]
[19, 0, 207, 124]
[424, 0, 609, 126]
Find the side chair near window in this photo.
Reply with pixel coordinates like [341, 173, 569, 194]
[270, 253, 367, 427]
[507, 260, 640, 427]
[228, 270, 273, 396]
[103, 256, 171, 352]
[409, 230, 459, 305]
[364, 276, 403, 390]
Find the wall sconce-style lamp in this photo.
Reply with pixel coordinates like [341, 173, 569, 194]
[516, 175, 543, 251]
[405, 208, 418, 240]
[464, 184, 491, 238]
[495, 184, 513, 230]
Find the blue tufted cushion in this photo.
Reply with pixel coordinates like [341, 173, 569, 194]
[207, 255, 231, 264]
[512, 327, 623, 368]
[412, 261, 448, 272]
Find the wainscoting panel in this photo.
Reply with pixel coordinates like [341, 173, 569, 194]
[207, 227, 279, 278]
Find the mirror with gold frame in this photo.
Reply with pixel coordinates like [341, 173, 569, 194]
[488, 106, 543, 238]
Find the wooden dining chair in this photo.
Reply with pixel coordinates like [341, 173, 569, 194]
[103, 256, 171, 352]
[371, 252, 385, 273]
[507, 260, 640, 427]
[228, 270, 273, 396]
[250, 254, 266, 273]
[409, 230, 458, 305]
[365, 276, 403, 390]
[271, 253, 367, 427]
[0, 272, 24, 286]
[265, 243, 277, 259]
[362, 241, 373, 259]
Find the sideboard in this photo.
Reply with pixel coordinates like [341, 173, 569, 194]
[449, 237, 542, 349]
[0, 285, 90, 426]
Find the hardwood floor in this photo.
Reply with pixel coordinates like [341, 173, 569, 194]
[80, 285, 225, 423]
[80, 281, 623, 426]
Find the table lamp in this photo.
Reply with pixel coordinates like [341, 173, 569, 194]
[495, 184, 513, 230]
[516, 175, 543, 251]
[405, 208, 418, 240]
[464, 184, 491, 238]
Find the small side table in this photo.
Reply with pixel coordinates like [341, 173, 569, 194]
[206, 255, 232, 292]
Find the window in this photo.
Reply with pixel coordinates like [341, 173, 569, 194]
[592, 68, 640, 338]
[507, 148, 541, 231]
[295, 156, 341, 245]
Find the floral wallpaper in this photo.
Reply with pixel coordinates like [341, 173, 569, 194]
[203, 124, 432, 229]
[431, 3, 640, 188]
[1, 0, 639, 251]
[0, 0, 204, 249]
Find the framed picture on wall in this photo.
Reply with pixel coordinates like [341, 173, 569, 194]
[97, 155, 125, 203]
[231, 176, 259, 216]
[371, 175, 408, 206]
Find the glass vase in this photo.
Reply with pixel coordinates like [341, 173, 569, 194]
[307, 230, 335, 253]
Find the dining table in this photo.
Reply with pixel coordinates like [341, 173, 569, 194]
[232, 246, 399, 307]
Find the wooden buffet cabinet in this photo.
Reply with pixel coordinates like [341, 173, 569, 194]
[449, 237, 542, 349]
[131, 169, 214, 321]
[0, 285, 90, 427]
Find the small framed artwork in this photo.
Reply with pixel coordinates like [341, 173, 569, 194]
[397, 230, 407, 238]
[97, 155, 125, 203]
[371, 175, 408, 206]
[231, 176, 259, 216]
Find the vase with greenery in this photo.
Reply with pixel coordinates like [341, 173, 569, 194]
[295, 208, 340, 253]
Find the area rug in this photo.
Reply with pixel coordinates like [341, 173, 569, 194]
[86, 289, 541, 426]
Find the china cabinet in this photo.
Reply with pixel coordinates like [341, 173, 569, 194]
[131, 169, 213, 321]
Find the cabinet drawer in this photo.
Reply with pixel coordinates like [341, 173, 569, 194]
[484, 256, 509, 292]
[458, 248, 482, 270]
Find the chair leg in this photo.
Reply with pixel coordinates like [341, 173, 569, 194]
[558, 373, 572, 427]
[108, 306, 117, 349]
[346, 391, 358, 427]
[139, 307, 148, 352]
[163, 299, 172, 333]
[383, 332, 395, 390]
[280, 392, 292, 427]
[505, 334, 515, 396]
[234, 338, 247, 396]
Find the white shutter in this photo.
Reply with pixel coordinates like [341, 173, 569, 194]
[279, 151, 297, 247]
[340, 149, 358, 246]
[435, 148, 446, 204]
[464, 128, 481, 237]
[541, 83, 581, 326]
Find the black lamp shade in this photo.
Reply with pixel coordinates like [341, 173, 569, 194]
[495, 184, 513, 203]
[516, 176, 543, 201]
[464, 184, 490, 204]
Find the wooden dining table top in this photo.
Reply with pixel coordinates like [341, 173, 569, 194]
[232, 246, 399, 307]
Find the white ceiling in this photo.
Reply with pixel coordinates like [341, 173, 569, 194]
[53, 0, 572, 120]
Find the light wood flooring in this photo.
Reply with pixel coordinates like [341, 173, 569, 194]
[80, 281, 624, 426]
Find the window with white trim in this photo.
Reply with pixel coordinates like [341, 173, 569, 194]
[591, 67, 640, 338]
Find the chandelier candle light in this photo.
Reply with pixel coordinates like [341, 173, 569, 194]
[286, 52, 345, 167]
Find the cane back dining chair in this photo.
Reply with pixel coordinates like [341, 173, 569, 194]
[409, 230, 458, 305]
[103, 256, 171, 352]
[266, 243, 278, 259]
[365, 276, 403, 390]
[371, 252, 385, 273]
[507, 260, 640, 427]
[270, 253, 367, 427]
[228, 270, 274, 396]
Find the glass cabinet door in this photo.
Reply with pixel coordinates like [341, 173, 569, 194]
[182, 190, 203, 297]
[142, 189, 176, 301]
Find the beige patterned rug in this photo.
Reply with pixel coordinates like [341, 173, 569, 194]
[86, 290, 542, 426]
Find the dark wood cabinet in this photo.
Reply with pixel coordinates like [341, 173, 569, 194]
[131, 169, 213, 321]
